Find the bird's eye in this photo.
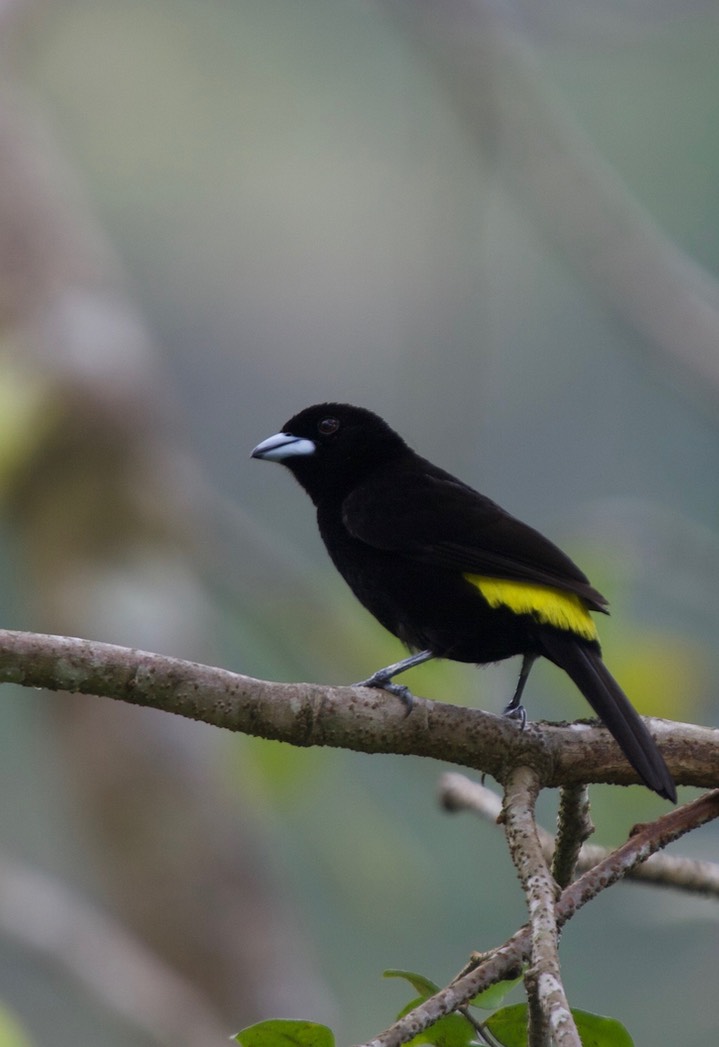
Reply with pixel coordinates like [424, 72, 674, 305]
[318, 417, 340, 435]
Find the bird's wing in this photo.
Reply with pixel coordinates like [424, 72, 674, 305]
[342, 465, 607, 609]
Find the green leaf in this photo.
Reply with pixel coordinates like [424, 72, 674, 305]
[572, 1009, 635, 1047]
[485, 1004, 527, 1046]
[470, 974, 523, 1010]
[233, 1019, 335, 1047]
[485, 1004, 634, 1046]
[384, 969, 440, 999]
[383, 967, 521, 1013]
[408, 1012, 476, 1047]
[395, 997, 476, 1047]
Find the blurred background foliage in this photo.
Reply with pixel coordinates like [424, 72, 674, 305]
[0, 0, 716, 1044]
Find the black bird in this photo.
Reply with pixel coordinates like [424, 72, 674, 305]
[252, 403, 676, 801]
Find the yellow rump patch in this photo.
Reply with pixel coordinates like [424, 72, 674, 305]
[464, 574, 598, 642]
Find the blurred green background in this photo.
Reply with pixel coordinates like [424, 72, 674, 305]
[0, 1, 716, 1044]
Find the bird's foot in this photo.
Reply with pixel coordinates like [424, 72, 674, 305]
[355, 674, 415, 715]
[502, 701, 527, 730]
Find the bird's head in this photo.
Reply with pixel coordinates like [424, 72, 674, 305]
[251, 403, 407, 502]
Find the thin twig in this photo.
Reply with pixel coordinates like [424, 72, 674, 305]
[551, 785, 594, 888]
[503, 767, 579, 1047]
[440, 773, 719, 897]
[360, 791, 719, 1047]
[457, 1004, 502, 1047]
[580, 844, 719, 896]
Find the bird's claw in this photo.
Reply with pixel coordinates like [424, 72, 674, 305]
[502, 702, 527, 730]
[355, 675, 416, 715]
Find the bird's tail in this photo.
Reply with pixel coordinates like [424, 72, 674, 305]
[539, 631, 676, 802]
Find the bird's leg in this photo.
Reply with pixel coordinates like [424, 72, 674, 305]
[503, 652, 537, 729]
[355, 649, 435, 713]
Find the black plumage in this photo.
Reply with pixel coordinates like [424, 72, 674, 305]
[252, 403, 675, 801]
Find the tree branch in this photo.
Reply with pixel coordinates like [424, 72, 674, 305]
[551, 785, 594, 889]
[440, 773, 719, 897]
[502, 767, 578, 1047]
[360, 790, 719, 1047]
[2, 625, 712, 1046]
[0, 629, 714, 793]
